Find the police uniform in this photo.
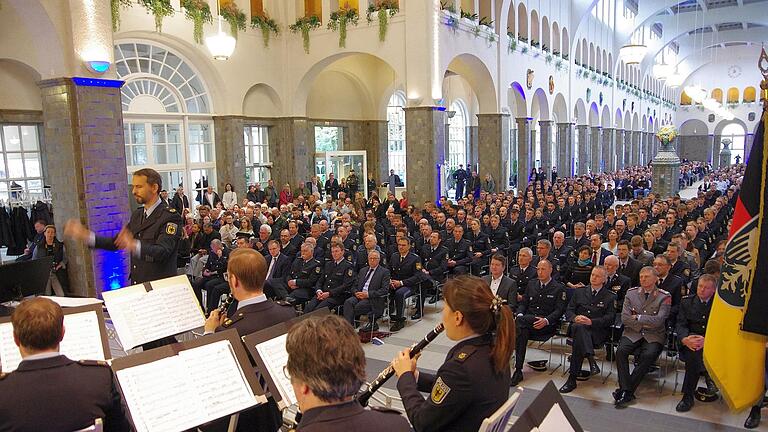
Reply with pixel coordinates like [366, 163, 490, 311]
[514, 279, 568, 373]
[487, 225, 509, 254]
[296, 400, 409, 431]
[464, 229, 491, 275]
[509, 265, 537, 296]
[444, 236, 472, 275]
[286, 257, 322, 304]
[396, 334, 510, 432]
[420, 244, 449, 283]
[564, 286, 616, 380]
[606, 272, 632, 313]
[616, 288, 671, 398]
[389, 252, 426, 323]
[94, 202, 182, 285]
[304, 258, 355, 313]
[675, 294, 713, 400]
[0, 355, 130, 432]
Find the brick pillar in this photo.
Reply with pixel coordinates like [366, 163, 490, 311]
[39, 78, 130, 297]
[270, 118, 313, 188]
[539, 120, 553, 178]
[576, 125, 589, 175]
[516, 118, 532, 190]
[213, 116, 247, 196]
[602, 127, 614, 173]
[477, 113, 510, 193]
[404, 107, 446, 204]
[590, 126, 602, 174]
[556, 122, 573, 176]
[624, 130, 632, 167]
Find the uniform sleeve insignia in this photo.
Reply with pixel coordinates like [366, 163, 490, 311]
[315, 266, 321, 273]
[663, 296, 672, 305]
[684, 268, 690, 277]
[166, 223, 178, 236]
[223, 319, 233, 327]
[458, 352, 467, 360]
[168, 208, 177, 213]
[416, 262, 422, 270]
[348, 269, 354, 277]
[78, 359, 109, 367]
[430, 376, 451, 405]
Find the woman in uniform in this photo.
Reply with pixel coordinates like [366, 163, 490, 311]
[392, 275, 515, 432]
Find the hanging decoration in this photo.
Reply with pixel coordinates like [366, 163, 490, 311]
[290, 15, 322, 54]
[111, 0, 133, 32]
[181, 0, 213, 44]
[220, 1, 246, 39]
[251, 12, 280, 48]
[328, 5, 359, 48]
[138, 0, 175, 33]
[206, 0, 236, 60]
[366, 0, 399, 42]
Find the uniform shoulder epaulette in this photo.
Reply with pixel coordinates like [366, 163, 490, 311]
[167, 207, 177, 213]
[275, 300, 293, 307]
[370, 406, 402, 415]
[627, 287, 639, 292]
[682, 294, 694, 299]
[222, 311, 246, 328]
[78, 359, 109, 367]
[658, 289, 671, 296]
[453, 345, 478, 363]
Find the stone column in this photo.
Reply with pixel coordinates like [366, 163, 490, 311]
[556, 123, 573, 176]
[269, 118, 313, 188]
[646, 132, 654, 164]
[712, 135, 722, 169]
[590, 126, 602, 174]
[40, 78, 131, 297]
[652, 137, 681, 199]
[515, 118, 532, 190]
[632, 131, 641, 166]
[539, 120, 553, 178]
[615, 129, 624, 169]
[214, 116, 247, 196]
[477, 114, 511, 193]
[405, 107, 446, 204]
[602, 128, 614, 173]
[624, 130, 633, 167]
[576, 125, 589, 175]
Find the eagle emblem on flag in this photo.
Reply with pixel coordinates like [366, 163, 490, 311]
[719, 215, 758, 308]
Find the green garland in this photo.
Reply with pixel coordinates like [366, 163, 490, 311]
[181, 0, 212, 44]
[111, 0, 133, 32]
[328, 7, 359, 48]
[138, 0, 175, 33]
[366, 0, 399, 42]
[289, 15, 321, 54]
[251, 13, 280, 48]
[220, 1, 247, 39]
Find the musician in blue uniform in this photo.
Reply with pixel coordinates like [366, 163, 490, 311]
[393, 275, 514, 432]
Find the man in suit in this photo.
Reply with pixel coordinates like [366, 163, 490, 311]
[615, 266, 671, 408]
[511, 259, 568, 386]
[285, 242, 323, 306]
[559, 266, 616, 393]
[666, 242, 692, 285]
[566, 222, 589, 251]
[0, 298, 130, 432]
[172, 186, 190, 214]
[616, 240, 642, 287]
[263, 240, 292, 300]
[483, 254, 517, 312]
[304, 242, 355, 313]
[202, 185, 221, 208]
[325, 173, 340, 200]
[204, 248, 296, 432]
[387, 169, 402, 195]
[589, 234, 612, 265]
[343, 250, 390, 332]
[389, 237, 426, 331]
[160, 189, 171, 207]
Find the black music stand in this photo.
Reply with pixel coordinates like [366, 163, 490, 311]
[0, 257, 54, 315]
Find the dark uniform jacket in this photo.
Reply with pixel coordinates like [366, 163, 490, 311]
[420, 244, 449, 282]
[565, 287, 616, 345]
[297, 400, 409, 431]
[0, 355, 130, 432]
[518, 279, 568, 327]
[388, 252, 425, 288]
[669, 259, 692, 285]
[509, 265, 537, 295]
[658, 274, 685, 318]
[289, 257, 323, 290]
[95, 205, 182, 284]
[396, 334, 510, 432]
[487, 226, 509, 252]
[618, 256, 643, 287]
[316, 258, 356, 300]
[605, 272, 633, 312]
[444, 237, 472, 267]
[675, 295, 713, 342]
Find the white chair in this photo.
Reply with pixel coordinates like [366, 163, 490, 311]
[478, 388, 523, 432]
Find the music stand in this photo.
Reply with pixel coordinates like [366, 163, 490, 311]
[478, 388, 523, 432]
[508, 381, 584, 432]
[0, 257, 54, 314]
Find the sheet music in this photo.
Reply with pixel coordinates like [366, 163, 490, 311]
[40, 296, 104, 308]
[116, 339, 260, 432]
[537, 403, 575, 432]
[0, 311, 107, 373]
[103, 276, 205, 349]
[255, 333, 296, 406]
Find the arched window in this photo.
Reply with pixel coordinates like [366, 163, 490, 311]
[727, 87, 739, 104]
[115, 41, 215, 205]
[744, 87, 757, 103]
[448, 100, 468, 169]
[387, 92, 407, 185]
[722, 123, 746, 164]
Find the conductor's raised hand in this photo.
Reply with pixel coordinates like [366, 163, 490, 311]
[114, 227, 137, 251]
[63, 219, 91, 242]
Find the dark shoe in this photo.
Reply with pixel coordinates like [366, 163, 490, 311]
[704, 374, 719, 395]
[390, 320, 405, 332]
[510, 369, 524, 386]
[589, 358, 601, 376]
[745, 406, 762, 429]
[612, 389, 622, 401]
[615, 391, 636, 409]
[559, 379, 577, 394]
[676, 397, 694, 413]
[361, 322, 379, 332]
[410, 311, 422, 320]
[427, 294, 439, 304]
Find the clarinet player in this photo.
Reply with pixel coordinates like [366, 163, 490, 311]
[392, 275, 515, 432]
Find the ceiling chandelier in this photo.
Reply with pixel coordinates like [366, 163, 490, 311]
[684, 85, 707, 103]
[620, 44, 648, 65]
[653, 62, 673, 81]
[666, 69, 684, 88]
[206, 2, 236, 60]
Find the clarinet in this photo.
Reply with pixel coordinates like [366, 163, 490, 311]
[357, 323, 445, 407]
[218, 293, 234, 315]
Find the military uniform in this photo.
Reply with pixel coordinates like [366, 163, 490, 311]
[389, 252, 426, 322]
[396, 334, 510, 432]
[616, 288, 671, 396]
[675, 294, 713, 400]
[0, 355, 130, 432]
[565, 286, 616, 379]
[286, 257, 322, 304]
[94, 204, 182, 285]
[297, 400, 409, 431]
[444, 236, 472, 275]
[304, 258, 355, 313]
[605, 272, 633, 313]
[514, 279, 568, 372]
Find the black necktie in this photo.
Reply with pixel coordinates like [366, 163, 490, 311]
[644, 292, 649, 301]
[592, 289, 598, 297]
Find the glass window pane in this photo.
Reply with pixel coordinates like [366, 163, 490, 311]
[155, 144, 167, 164]
[0, 154, 5, 178]
[132, 145, 147, 165]
[26, 179, 42, 193]
[20, 126, 38, 151]
[3, 126, 21, 151]
[152, 124, 166, 143]
[23, 153, 40, 177]
[131, 124, 146, 144]
[125, 144, 133, 166]
[168, 144, 181, 164]
[7, 153, 24, 178]
[167, 124, 180, 143]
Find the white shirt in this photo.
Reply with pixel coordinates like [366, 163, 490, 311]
[489, 274, 503, 296]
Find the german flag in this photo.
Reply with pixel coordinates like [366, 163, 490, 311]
[704, 77, 768, 411]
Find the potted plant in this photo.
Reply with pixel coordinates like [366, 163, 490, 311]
[440, 0, 456, 13]
[531, 40, 540, 48]
[545, 53, 553, 64]
[111, 0, 133, 32]
[562, 53, 569, 60]
[479, 16, 493, 29]
[221, 1, 247, 39]
[521, 45, 528, 54]
[366, 0, 398, 42]
[328, 5, 359, 48]
[460, 9, 478, 21]
[555, 59, 563, 71]
[139, 0, 175, 33]
[251, 11, 280, 48]
[290, 15, 321, 54]
[472, 25, 481, 37]
[508, 37, 518, 53]
[553, 49, 560, 56]
[181, 0, 212, 44]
